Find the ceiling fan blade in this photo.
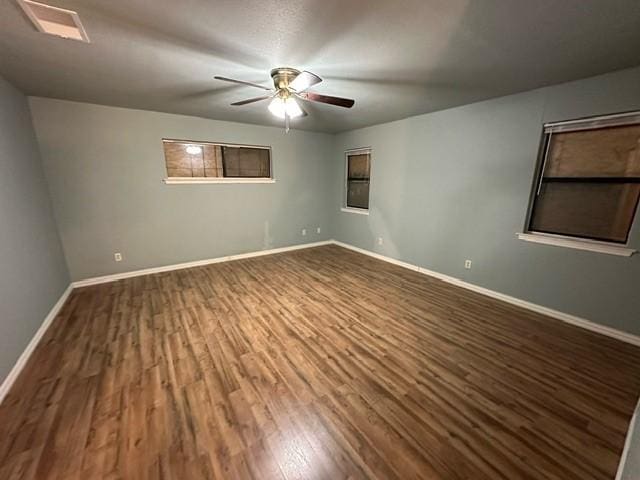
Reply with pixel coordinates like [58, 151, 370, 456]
[289, 71, 322, 92]
[230, 95, 272, 106]
[299, 92, 355, 108]
[214, 76, 272, 91]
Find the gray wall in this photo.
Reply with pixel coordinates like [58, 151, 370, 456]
[331, 66, 640, 335]
[0, 77, 70, 382]
[24, 67, 640, 336]
[29, 98, 333, 281]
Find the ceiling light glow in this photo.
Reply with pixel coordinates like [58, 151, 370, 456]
[268, 97, 303, 119]
[185, 145, 202, 154]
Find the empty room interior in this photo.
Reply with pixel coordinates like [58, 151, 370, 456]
[2, 1, 640, 479]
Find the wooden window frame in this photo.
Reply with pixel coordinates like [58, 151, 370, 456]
[521, 111, 640, 256]
[162, 138, 275, 184]
[342, 148, 372, 214]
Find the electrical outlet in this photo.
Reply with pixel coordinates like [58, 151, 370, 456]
[464, 259, 472, 269]
[302, 228, 307, 236]
[114, 252, 123, 262]
[316, 227, 321, 234]
[377, 237, 383, 246]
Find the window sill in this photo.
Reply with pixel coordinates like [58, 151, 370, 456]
[516, 233, 636, 257]
[341, 207, 369, 216]
[163, 177, 276, 185]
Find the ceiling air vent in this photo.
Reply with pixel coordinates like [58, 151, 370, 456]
[18, 0, 90, 42]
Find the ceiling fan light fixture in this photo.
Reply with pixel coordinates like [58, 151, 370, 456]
[215, 68, 354, 131]
[268, 96, 303, 119]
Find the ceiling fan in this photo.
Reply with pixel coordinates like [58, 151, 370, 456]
[214, 68, 355, 132]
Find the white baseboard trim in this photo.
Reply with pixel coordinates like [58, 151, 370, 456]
[332, 240, 640, 347]
[0, 284, 73, 405]
[72, 240, 333, 288]
[616, 397, 640, 480]
[332, 241, 422, 272]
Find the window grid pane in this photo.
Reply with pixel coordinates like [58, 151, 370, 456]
[163, 140, 271, 179]
[347, 180, 370, 209]
[530, 182, 640, 243]
[346, 151, 371, 209]
[544, 124, 640, 178]
[222, 147, 270, 178]
[528, 120, 640, 244]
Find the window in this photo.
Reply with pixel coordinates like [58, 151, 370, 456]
[526, 112, 640, 246]
[162, 139, 272, 183]
[344, 149, 371, 211]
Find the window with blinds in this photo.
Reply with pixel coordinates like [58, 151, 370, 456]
[162, 139, 271, 180]
[527, 112, 640, 244]
[345, 149, 371, 210]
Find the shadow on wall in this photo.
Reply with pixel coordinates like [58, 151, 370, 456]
[262, 220, 275, 250]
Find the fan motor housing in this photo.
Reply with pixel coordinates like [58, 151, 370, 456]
[270, 67, 300, 90]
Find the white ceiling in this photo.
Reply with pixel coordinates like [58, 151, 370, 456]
[2, 0, 640, 133]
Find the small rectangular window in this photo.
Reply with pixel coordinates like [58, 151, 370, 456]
[162, 139, 272, 182]
[345, 149, 371, 210]
[527, 112, 640, 244]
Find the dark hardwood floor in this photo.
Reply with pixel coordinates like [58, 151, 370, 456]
[1, 244, 639, 479]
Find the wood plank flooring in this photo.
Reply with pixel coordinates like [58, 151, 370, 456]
[1, 244, 639, 479]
